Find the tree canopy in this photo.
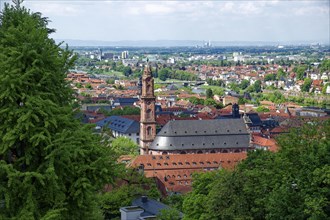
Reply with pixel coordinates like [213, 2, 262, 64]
[182, 120, 330, 219]
[0, 3, 116, 219]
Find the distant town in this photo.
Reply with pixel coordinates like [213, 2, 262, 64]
[67, 44, 329, 198]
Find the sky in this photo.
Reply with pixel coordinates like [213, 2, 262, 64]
[2, 0, 330, 43]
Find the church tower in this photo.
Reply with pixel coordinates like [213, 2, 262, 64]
[139, 63, 156, 155]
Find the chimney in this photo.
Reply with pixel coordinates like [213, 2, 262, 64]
[141, 196, 148, 203]
[120, 206, 144, 220]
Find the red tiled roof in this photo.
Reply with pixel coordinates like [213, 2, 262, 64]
[130, 153, 247, 194]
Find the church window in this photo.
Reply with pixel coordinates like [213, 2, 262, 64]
[157, 163, 161, 166]
[210, 150, 216, 153]
[164, 162, 169, 166]
[147, 163, 152, 166]
[162, 151, 168, 155]
[197, 150, 203, 154]
[147, 126, 152, 135]
[180, 151, 186, 154]
[178, 162, 183, 165]
[185, 162, 190, 165]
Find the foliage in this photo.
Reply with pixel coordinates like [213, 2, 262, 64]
[102, 106, 140, 116]
[319, 59, 330, 73]
[99, 168, 161, 219]
[301, 78, 313, 92]
[182, 120, 330, 219]
[85, 83, 93, 89]
[187, 97, 204, 105]
[239, 79, 250, 90]
[162, 194, 185, 212]
[253, 80, 262, 93]
[276, 68, 287, 80]
[157, 208, 181, 220]
[206, 78, 224, 87]
[0, 3, 117, 219]
[200, 85, 225, 96]
[294, 65, 307, 80]
[106, 79, 115, 84]
[256, 105, 270, 112]
[206, 88, 213, 99]
[158, 68, 171, 81]
[264, 73, 276, 81]
[111, 137, 139, 156]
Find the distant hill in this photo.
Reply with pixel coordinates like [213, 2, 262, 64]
[55, 39, 328, 47]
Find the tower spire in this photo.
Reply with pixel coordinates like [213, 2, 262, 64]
[139, 62, 156, 155]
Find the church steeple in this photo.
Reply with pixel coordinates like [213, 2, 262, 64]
[139, 62, 156, 155]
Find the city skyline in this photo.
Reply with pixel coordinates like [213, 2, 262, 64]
[1, 0, 329, 44]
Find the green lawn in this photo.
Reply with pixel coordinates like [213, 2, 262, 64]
[200, 85, 225, 95]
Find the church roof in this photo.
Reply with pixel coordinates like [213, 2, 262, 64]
[149, 119, 250, 151]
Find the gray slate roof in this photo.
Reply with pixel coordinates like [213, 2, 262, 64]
[96, 116, 139, 134]
[150, 119, 250, 151]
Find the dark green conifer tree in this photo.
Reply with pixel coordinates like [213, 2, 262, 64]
[0, 2, 116, 219]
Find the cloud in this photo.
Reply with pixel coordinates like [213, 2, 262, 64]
[24, 2, 84, 17]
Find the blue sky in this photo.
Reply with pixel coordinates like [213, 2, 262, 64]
[6, 0, 330, 43]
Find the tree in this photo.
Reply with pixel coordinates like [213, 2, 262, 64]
[206, 88, 213, 99]
[99, 168, 161, 219]
[295, 65, 307, 80]
[253, 80, 262, 93]
[182, 120, 330, 219]
[240, 79, 250, 90]
[158, 68, 170, 81]
[301, 78, 313, 92]
[319, 59, 330, 73]
[111, 137, 139, 156]
[264, 74, 276, 82]
[277, 68, 287, 80]
[256, 106, 270, 112]
[0, 3, 116, 219]
[157, 208, 181, 220]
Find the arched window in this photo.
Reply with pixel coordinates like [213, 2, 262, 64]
[147, 126, 152, 135]
[197, 150, 203, 154]
[210, 150, 216, 154]
[162, 151, 168, 155]
[180, 151, 186, 154]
